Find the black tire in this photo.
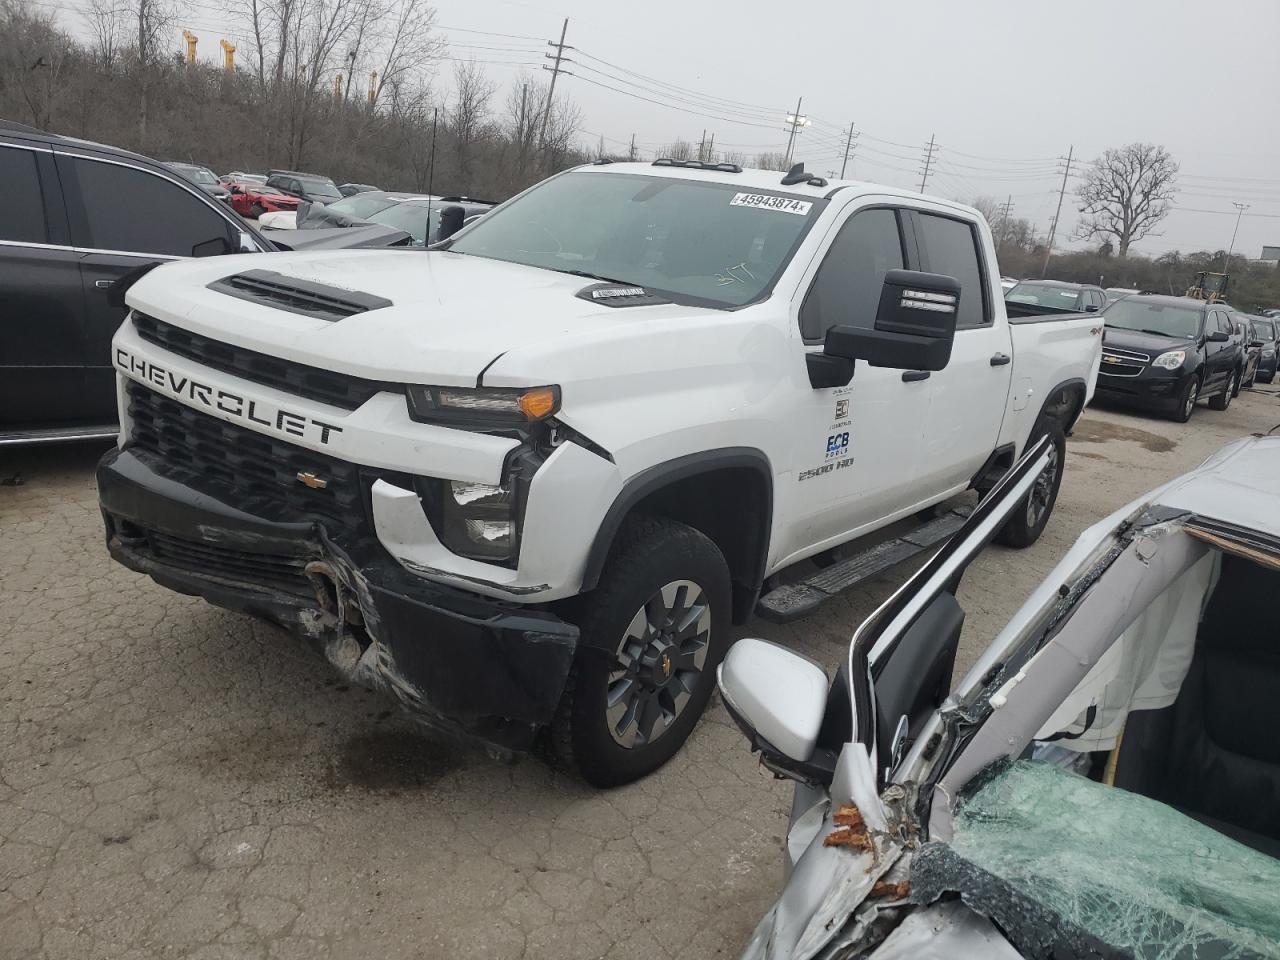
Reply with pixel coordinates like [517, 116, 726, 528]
[1232, 368, 1244, 396]
[1245, 366, 1257, 389]
[250, 202, 266, 219]
[997, 418, 1066, 549]
[1261, 372, 1275, 384]
[550, 516, 731, 787]
[1209, 371, 1236, 410]
[1171, 374, 1200, 423]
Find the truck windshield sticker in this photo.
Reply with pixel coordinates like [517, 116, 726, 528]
[730, 193, 812, 216]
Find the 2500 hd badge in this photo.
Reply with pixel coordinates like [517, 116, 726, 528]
[115, 348, 345, 444]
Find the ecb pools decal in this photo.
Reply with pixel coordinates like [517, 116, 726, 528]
[798, 393, 856, 483]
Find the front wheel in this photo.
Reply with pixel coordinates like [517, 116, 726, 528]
[549, 516, 731, 787]
[1171, 375, 1200, 423]
[997, 419, 1066, 549]
[1210, 371, 1237, 410]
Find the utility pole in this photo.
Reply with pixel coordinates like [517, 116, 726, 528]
[538, 18, 570, 169]
[839, 123, 858, 179]
[998, 194, 1014, 254]
[783, 96, 804, 167]
[698, 129, 707, 162]
[628, 133, 636, 161]
[137, 0, 148, 147]
[1041, 145, 1074, 278]
[706, 132, 714, 161]
[1225, 201, 1249, 272]
[917, 134, 936, 193]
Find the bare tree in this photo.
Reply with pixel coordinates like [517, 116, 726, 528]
[663, 138, 693, 161]
[1076, 143, 1178, 257]
[755, 151, 787, 171]
[448, 59, 494, 192]
[84, 0, 125, 68]
[721, 149, 746, 168]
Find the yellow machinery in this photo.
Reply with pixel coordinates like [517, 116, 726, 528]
[1186, 271, 1230, 302]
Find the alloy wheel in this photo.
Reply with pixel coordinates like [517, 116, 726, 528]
[1184, 380, 1199, 418]
[605, 580, 711, 749]
[1026, 442, 1060, 530]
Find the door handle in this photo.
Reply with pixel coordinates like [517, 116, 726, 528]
[95, 279, 115, 289]
[990, 352, 1011, 366]
[901, 370, 930, 382]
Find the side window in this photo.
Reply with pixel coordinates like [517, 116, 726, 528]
[799, 208, 904, 341]
[69, 158, 229, 257]
[0, 146, 48, 244]
[916, 212, 988, 328]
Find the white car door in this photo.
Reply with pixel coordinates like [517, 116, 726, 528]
[909, 207, 1012, 495]
[775, 203, 933, 568]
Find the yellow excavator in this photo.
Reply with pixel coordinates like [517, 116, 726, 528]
[1186, 271, 1230, 302]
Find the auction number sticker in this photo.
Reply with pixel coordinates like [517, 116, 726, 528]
[730, 193, 812, 216]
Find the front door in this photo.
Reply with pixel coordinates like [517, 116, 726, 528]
[777, 205, 932, 566]
[912, 209, 1011, 493]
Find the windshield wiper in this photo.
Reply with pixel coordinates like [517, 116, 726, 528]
[1137, 328, 1189, 338]
[549, 267, 634, 286]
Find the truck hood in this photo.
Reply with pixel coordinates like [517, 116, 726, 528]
[1101, 325, 1196, 356]
[125, 249, 719, 385]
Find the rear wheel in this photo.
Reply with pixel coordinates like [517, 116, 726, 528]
[997, 418, 1065, 549]
[549, 516, 731, 787]
[1210, 371, 1237, 410]
[1171, 375, 1200, 423]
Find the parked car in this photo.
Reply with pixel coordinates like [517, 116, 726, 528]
[162, 161, 230, 203]
[1094, 294, 1242, 422]
[1005, 279, 1107, 316]
[96, 160, 1101, 786]
[221, 171, 266, 185]
[264, 169, 343, 205]
[1253, 316, 1277, 383]
[0, 120, 418, 445]
[1229, 311, 1262, 389]
[362, 195, 495, 245]
[1104, 286, 1140, 303]
[722, 433, 1280, 959]
[224, 179, 301, 220]
[257, 189, 413, 230]
[338, 182, 379, 197]
[999, 276, 1017, 292]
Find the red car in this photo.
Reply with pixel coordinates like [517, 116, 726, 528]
[225, 180, 300, 219]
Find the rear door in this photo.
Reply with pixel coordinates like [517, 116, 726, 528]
[0, 141, 91, 430]
[56, 152, 241, 416]
[912, 208, 1012, 494]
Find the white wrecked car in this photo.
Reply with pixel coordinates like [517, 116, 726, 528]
[722, 435, 1280, 959]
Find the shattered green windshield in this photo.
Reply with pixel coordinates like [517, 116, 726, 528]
[949, 760, 1280, 958]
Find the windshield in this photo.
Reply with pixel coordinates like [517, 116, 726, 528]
[297, 176, 341, 199]
[446, 171, 824, 308]
[328, 193, 397, 219]
[1256, 319, 1276, 341]
[1104, 299, 1202, 339]
[1006, 282, 1081, 307]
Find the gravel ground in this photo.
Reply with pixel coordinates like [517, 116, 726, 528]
[2, 384, 1277, 960]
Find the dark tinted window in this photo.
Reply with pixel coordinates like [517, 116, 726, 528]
[0, 146, 47, 243]
[918, 213, 987, 328]
[800, 208, 903, 340]
[72, 158, 229, 256]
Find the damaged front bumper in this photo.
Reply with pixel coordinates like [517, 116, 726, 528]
[97, 446, 579, 756]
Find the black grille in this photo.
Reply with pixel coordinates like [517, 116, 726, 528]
[147, 530, 315, 598]
[133, 312, 402, 411]
[127, 382, 368, 537]
[207, 268, 393, 321]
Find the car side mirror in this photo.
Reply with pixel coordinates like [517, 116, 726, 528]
[436, 205, 466, 242]
[824, 269, 961, 372]
[1251, 339, 1264, 348]
[1208, 330, 1230, 343]
[1084, 304, 1100, 313]
[191, 235, 232, 258]
[717, 638, 828, 764]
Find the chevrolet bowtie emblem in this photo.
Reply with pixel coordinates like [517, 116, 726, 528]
[296, 471, 328, 489]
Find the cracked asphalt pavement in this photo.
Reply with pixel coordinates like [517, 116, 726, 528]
[3, 386, 1278, 959]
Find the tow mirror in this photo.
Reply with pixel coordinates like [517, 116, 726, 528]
[824, 269, 961, 372]
[1208, 330, 1229, 343]
[191, 235, 232, 258]
[717, 638, 829, 764]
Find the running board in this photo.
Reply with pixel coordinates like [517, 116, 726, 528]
[0, 424, 118, 446]
[755, 507, 972, 624]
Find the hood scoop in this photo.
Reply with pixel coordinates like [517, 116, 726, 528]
[575, 281, 669, 308]
[208, 268, 393, 322]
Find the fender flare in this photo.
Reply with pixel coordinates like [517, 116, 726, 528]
[1031, 376, 1088, 444]
[579, 447, 774, 595]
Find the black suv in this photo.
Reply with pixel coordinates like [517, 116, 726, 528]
[264, 170, 343, 205]
[1095, 295, 1243, 422]
[0, 120, 272, 444]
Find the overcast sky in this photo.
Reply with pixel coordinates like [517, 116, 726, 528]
[117, 0, 1280, 258]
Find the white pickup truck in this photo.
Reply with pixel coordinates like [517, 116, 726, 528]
[96, 160, 1102, 785]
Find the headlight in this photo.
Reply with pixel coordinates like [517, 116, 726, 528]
[1151, 350, 1186, 370]
[406, 385, 560, 428]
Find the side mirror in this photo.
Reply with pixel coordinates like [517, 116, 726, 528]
[191, 235, 232, 258]
[717, 638, 828, 763]
[1208, 330, 1230, 343]
[824, 269, 961, 372]
[1251, 339, 1264, 348]
[1084, 304, 1101, 313]
[436, 205, 466, 242]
